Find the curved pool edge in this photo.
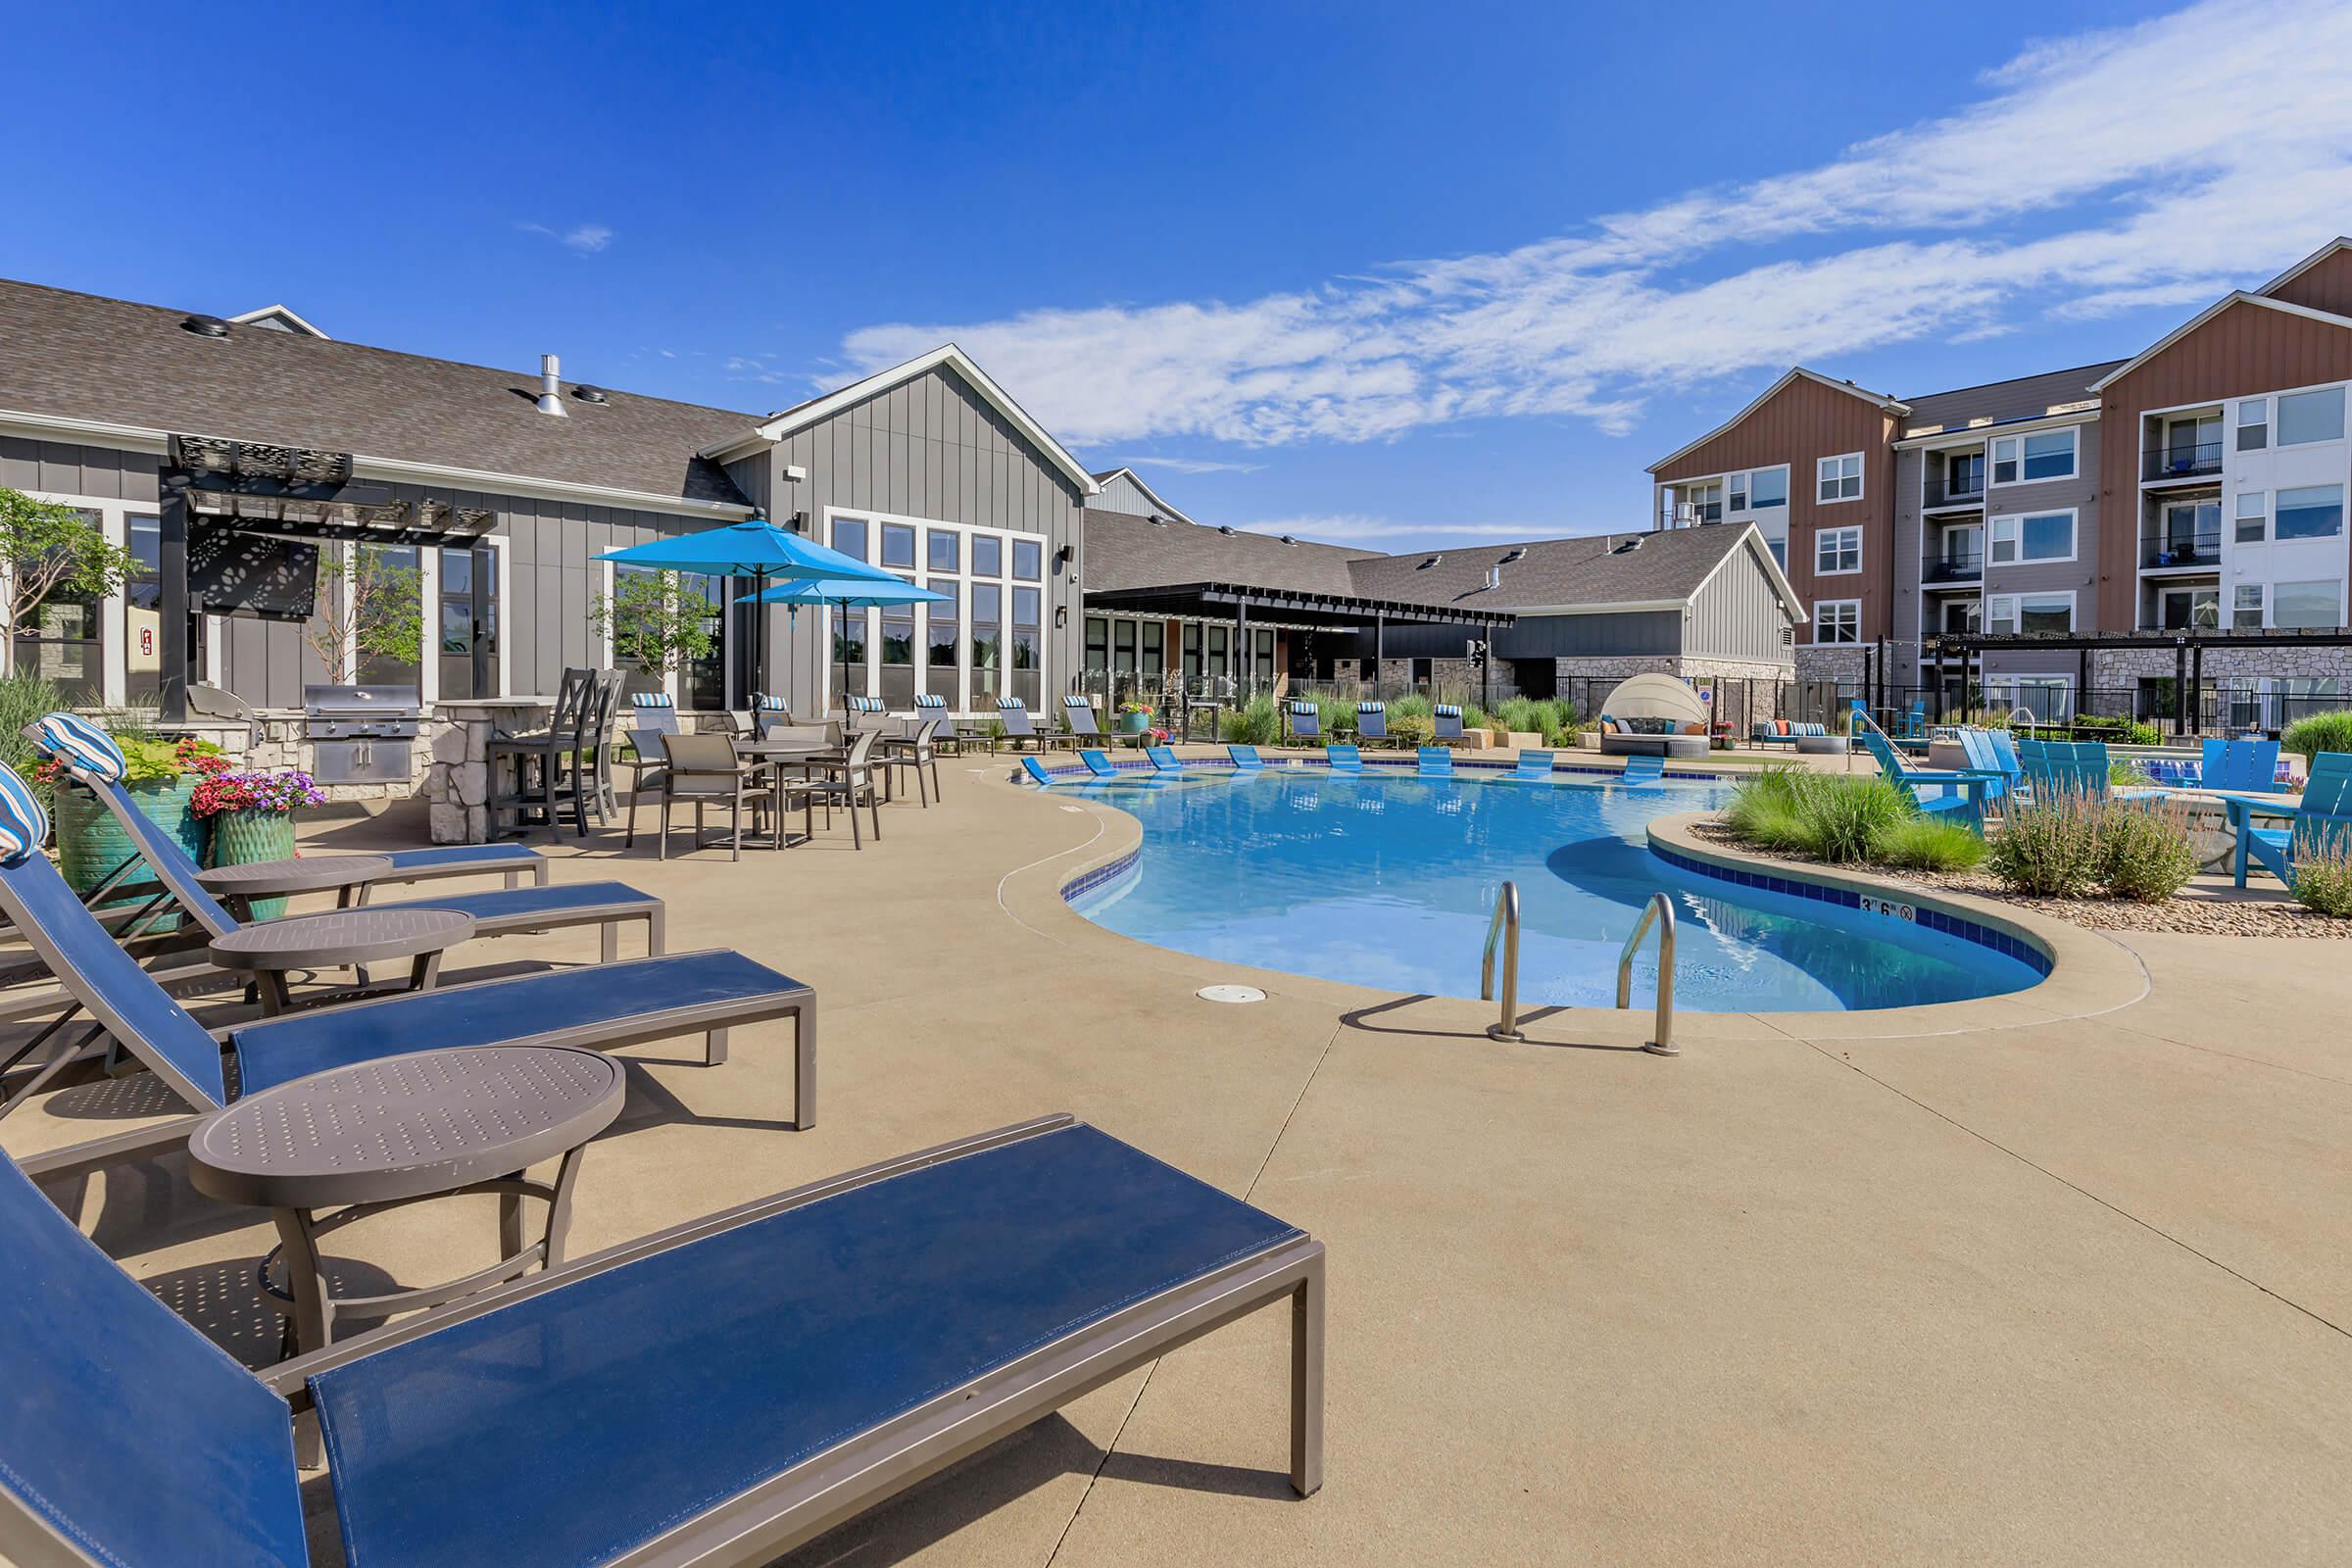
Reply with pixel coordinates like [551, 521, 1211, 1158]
[990, 768, 2152, 1041]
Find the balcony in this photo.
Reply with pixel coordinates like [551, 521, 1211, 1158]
[1922, 476, 1984, 510]
[1921, 550, 1984, 585]
[2142, 442, 2223, 482]
[2140, 531, 2222, 569]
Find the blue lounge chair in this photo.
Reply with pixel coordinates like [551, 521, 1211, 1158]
[1354, 701, 1390, 747]
[1061, 694, 1105, 745]
[0, 764, 815, 1172]
[995, 697, 1052, 753]
[1417, 745, 1452, 775]
[1079, 749, 1120, 777]
[1227, 745, 1264, 770]
[1287, 701, 1322, 742]
[1433, 704, 1468, 747]
[1325, 744, 1362, 772]
[1509, 750, 1555, 782]
[32, 718, 663, 964]
[0, 1113, 1322, 1568]
[1619, 754, 1664, 786]
[2222, 752, 2352, 889]
[2202, 736, 2282, 793]
[1858, 726, 1992, 827]
[1020, 756, 1057, 784]
[1145, 745, 1185, 772]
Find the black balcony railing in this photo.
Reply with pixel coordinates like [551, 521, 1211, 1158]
[1922, 551, 1984, 584]
[2143, 442, 2223, 481]
[1923, 476, 1985, 509]
[2140, 531, 2222, 569]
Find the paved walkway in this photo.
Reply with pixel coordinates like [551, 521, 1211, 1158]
[6, 752, 2347, 1565]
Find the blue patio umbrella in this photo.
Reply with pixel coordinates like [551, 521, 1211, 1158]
[754, 575, 948, 715]
[598, 516, 898, 698]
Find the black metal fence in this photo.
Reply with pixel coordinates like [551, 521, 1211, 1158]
[1862, 681, 2348, 739]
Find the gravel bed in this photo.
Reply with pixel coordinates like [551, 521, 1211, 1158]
[1686, 821, 2352, 939]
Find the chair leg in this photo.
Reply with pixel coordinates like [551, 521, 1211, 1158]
[659, 797, 671, 860]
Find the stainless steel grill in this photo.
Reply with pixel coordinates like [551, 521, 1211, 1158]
[303, 684, 423, 784]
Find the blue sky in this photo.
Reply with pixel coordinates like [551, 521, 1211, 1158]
[9, 0, 2351, 550]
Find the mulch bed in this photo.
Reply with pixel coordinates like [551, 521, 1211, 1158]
[1686, 821, 2352, 939]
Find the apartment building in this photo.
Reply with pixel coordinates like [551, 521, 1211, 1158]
[1648, 235, 2352, 722]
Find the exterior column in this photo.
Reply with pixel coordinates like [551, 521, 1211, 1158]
[1236, 599, 1249, 700]
[2188, 639, 2204, 736]
[158, 468, 192, 723]
[2174, 638, 2189, 735]
[1373, 614, 1385, 700]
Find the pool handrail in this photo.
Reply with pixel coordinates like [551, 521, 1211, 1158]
[1480, 881, 1523, 1043]
[1615, 892, 1679, 1056]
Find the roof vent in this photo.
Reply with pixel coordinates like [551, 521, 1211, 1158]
[1217, 525, 1237, 536]
[1609, 537, 1643, 555]
[1279, 534, 1297, 546]
[1147, 514, 1169, 527]
[536, 354, 568, 418]
[180, 314, 232, 338]
[574, 384, 610, 405]
[1483, 565, 1502, 590]
[1498, 548, 1527, 564]
[1416, 555, 1443, 569]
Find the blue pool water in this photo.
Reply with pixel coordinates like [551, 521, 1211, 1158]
[1065, 767, 2044, 1012]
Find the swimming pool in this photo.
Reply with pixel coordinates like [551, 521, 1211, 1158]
[1062, 765, 2045, 1012]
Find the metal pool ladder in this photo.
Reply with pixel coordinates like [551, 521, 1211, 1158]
[1481, 882, 1524, 1042]
[1616, 892, 1678, 1055]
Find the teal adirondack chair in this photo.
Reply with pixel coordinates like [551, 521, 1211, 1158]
[2016, 739, 2168, 803]
[1859, 725, 1993, 828]
[2222, 752, 2352, 889]
[2200, 737, 2281, 792]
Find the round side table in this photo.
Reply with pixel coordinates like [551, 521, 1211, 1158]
[196, 855, 394, 920]
[206, 906, 475, 1013]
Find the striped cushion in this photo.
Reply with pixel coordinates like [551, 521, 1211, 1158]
[848, 696, 884, 714]
[754, 694, 789, 711]
[1289, 702, 1317, 715]
[1063, 695, 1092, 709]
[914, 694, 948, 710]
[1435, 704, 1462, 718]
[1357, 701, 1384, 713]
[32, 712, 125, 781]
[998, 697, 1024, 711]
[630, 691, 676, 709]
[0, 762, 48, 865]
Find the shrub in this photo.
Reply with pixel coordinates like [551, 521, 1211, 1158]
[1218, 694, 1283, 747]
[1800, 773, 1912, 863]
[1987, 790, 2104, 896]
[1494, 696, 1580, 746]
[2292, 844, 2352, 917]
[0, 671, 67, 809]
[1722, 767, 1813, 855]
[2282, 710, 2352, 760]
[2094, 798, 2199, 902]
[1313, 694, 1357, 735]
[1875, 814, 1987, 872]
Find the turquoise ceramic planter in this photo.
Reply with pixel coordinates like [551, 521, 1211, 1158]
[206, 808, 301, 920]
[1118, 710, 1152, 736]
[55, 776, 205, 933]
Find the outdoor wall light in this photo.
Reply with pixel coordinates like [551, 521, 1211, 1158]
[1054, 545, 1073, 567]
[1054, 606, 1068, 628]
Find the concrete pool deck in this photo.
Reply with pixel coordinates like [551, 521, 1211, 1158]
[4, 752, 2348, 1564]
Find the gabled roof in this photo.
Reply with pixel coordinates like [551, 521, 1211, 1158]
[2087, 292, 2352, 392]
[227, 303, 330, 339]
[1089, 466, 1197, 526]
[2255, 236, 2352, 299]
[1343, 522, 1805, 622]
[1646, 367, 1910, 474]
[1898, 363, 2120, 438]
[721, 345, 1101, 497]
[1080, 507, 1377, 598]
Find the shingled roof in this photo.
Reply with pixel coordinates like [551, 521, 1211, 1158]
[1898, 362, 2122, 438]
[1345, 525, 1787, 613]
[0, 277, 761, 509]
[1081, 508, 1381, 598]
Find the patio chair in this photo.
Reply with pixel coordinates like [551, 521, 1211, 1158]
[1510, 750, 1556, 781]
[1416, 745, 1452, 775]
[803, 728, 886, 849]
[488, 665, 601, 839]
[615, 693, 682, 805]
[32, 719, 664, 962]
[1227, 745, 1265, 770]
[880, 718, 946, 807]
[645, 731, 761, 861]
[1984, 727, 2026, 789]
[2201, 736, 2282, 792]
[1619, 754, 1664, 786]
[910, 691, 980, 756]
[1061, 694, 1105, 745]
[2014, 739, 2167, 804]
[1354, 700, 1392, 747]
[1079, 749, 1120, 778]
[1954, 729, 2015, 803]
[843, 695, 888, 733]
[2222, 752, 2352, 889]
[753, 693, 794, 738]
[0, 769, 814, 1173]
[1433, 704, 1469, 747]
[1324, 743, 1362, 772]
[0, 1113, 1320, 1568]
[1288, 701, 1322, 743]
[995, 697, 1051, 754]
[1145, 745, 1186, 772]
[1020, 756, 1057, 785]
[1858, 726, 1992, 828]
[29, 712, 545, 897]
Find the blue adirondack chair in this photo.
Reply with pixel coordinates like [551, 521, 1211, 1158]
[1325, 744, 1362, 772]
[1859, 726, 1993, 828]
[1955, 729, 2015, 803]
[2201, 737, 2282, 793]
[2016, 739, 2168, 804]
[2221, 752, 2352, 889]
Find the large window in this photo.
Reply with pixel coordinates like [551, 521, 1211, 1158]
[122, 511, 161, 705]
[2273, 579, 2343, 629]
[1990, 510, 2075, 564]
[1816, 453, 1862, 504]
[926, 576, 957, 683]
[2233, 583, 2265, 630]
[1988, 592, 2073, 636]
[436, 545, 497, 700]
[1815, 526, 1861, 574]
[2276, 386, 2346, 447]
[1991, 427, 2077, 484]
[1744, 466, 1788, 510]
[970, 583, 1002, 702]
[1812, 600, 1860, 644]
[879, 523, 916, 569]
[834, 511, 1043, 710]
[1009, 586, 1041, 708]
[2275, 484, 2344, 541]
[2155, 584, 2219, 630]
[11, 506, 103, 703]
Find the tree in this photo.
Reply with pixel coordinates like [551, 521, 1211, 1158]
[0, 487, 139, 660]
[590, 569, 714, 678]
[305, 545, 424, 683]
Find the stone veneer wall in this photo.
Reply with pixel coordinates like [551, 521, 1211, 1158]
[2088, 646, 2352, 684]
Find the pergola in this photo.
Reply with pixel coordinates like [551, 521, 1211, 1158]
[157, 433, 495, 719]
[1083, 579, 1515, 701]
[1924, 625, 2352, 729]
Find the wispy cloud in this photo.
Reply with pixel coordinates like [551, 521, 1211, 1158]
[1238, 515, 1547, 545]
[516, 221, 614, 254]
[1123, 455, 1266, 474]
[837, 0, 2352, 449]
